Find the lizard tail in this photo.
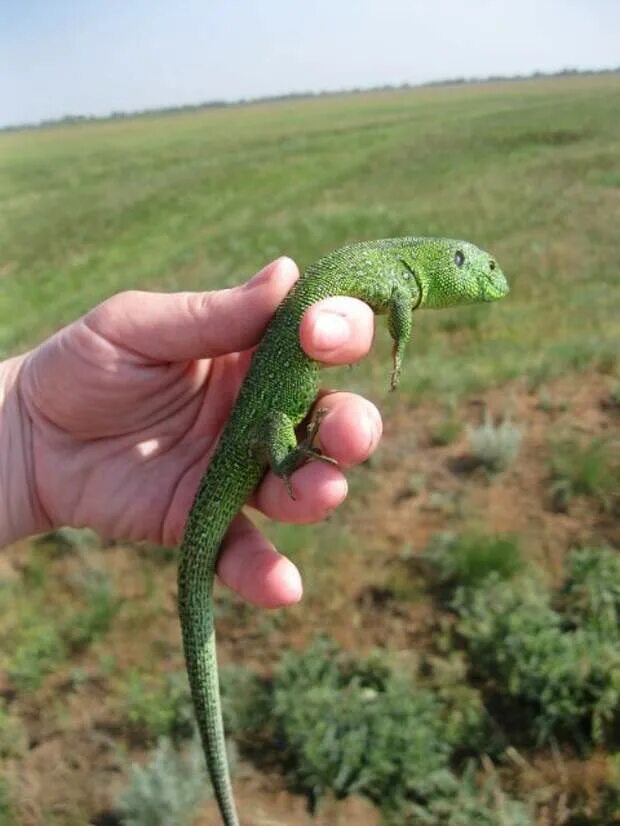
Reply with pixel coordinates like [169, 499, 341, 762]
[177, 467, 250, 826]
[177, 440, 265, 826]
[178, 568, 239, 825]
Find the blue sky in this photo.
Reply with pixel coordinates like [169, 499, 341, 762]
[1, 0, 618, 127]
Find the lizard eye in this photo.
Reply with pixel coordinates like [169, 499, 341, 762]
[454, 250, 465, 268]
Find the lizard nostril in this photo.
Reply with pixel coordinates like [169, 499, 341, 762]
[489, 259, 496, 271]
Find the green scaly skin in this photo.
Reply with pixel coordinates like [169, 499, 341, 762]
[178, 237, 509, 825]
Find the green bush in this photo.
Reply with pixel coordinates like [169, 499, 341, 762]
[467, 413, 522, 472]
[117, 733, 211, 826]
[422, 653, 501, 761]
[405, 763, 535, 826]
[424, 531, 523, 592]
[266, 639, 489, 811]
[560, 547, 620, 634]
[455, 575, 620, 744]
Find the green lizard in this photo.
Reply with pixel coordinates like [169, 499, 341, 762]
[178, 237, 509, 825]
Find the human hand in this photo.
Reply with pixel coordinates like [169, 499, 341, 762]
[4, 258, 382, 607]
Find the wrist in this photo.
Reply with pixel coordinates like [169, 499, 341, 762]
[0, 355, 51, 547]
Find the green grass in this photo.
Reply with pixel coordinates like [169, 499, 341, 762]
[7, 621, 67, 692]
[0, 547, 120, 692]
[64, 569, 120, 650]
[2, 75, 619, 404]
[430, 403, 462, 446]
[123, 670, 195, 744]
[0, 700, 27, 760]
[549, 434, 620, 511]
[0, 780, 16, 826]
[424, 531, 524, 591]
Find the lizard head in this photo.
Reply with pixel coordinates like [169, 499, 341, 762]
[401, 238, 509, 309]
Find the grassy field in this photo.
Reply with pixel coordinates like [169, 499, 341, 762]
[1, 74, 619, 825]
[2, 74, 619, 397]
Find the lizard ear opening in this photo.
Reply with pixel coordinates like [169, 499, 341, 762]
[399, 259, 423, 310]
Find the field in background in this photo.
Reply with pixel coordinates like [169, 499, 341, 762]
[0, 75, 619, 825]
[2, 73, 619, 397]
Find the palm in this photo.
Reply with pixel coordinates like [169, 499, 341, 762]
[22, 315, 252, 544]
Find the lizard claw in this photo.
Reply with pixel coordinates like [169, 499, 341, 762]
[284, 474, 296, 501]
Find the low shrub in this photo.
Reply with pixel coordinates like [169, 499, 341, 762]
[117, 733, 211, 826]
[267, 639, 490, 812]
[455, 575, 620, 745]
[560, 547, 620, 634]
[405, 763, 534, 826]
[467, 413, 522, 472]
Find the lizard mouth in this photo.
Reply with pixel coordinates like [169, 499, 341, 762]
[480, 271, 509, 302]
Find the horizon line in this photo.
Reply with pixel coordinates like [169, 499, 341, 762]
[2, 64, 619, 134]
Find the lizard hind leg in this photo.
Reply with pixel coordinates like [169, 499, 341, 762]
[251, 408, 337, 500]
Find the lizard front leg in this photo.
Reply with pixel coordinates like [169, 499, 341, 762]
[388, 285, 414, 390]
[250, 409, 337, 499]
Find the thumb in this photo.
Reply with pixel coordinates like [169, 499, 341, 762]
[88, 257, 299, 361]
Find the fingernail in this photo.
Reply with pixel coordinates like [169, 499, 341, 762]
[246, 256, 294, 288]
[312, 311, 349, 351]
[281, 561, 303, 603]
[245, 265, 271, 288]
[363, 406, 380, 453]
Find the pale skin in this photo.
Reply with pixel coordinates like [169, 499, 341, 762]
[0, 257, 382, 608]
